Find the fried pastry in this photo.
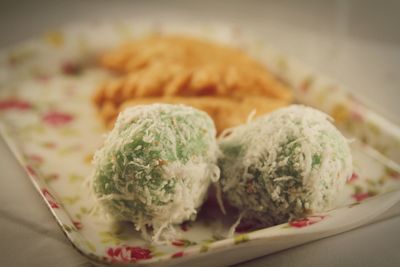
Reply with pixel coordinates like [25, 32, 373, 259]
[93, 36, 292, 105]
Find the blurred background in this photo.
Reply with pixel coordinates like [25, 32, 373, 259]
[0, 1, 399, 266]
[1, 0, 399, 123]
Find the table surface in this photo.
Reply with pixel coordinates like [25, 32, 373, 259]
[0, 1, 399, 266]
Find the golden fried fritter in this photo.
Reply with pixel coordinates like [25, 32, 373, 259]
[93, 36, 292, 103]
[93, 35, 293, 132]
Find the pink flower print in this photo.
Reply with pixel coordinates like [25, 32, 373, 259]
[347, 172, 359, 184]
[61, 61, 82, 75]
[352, 192, 371, 202]
[29, 154, 44, 165]
[106, 246, 152, 263]
[34, 73, 51, 82]
[350, 109, 363, 122]
[289, 215, 326, 228]
[42, 111, 74, 126]
[26, 165, 37, 177]
[171, 239, 196, 247]
[41, 188, 59, 208]
[171, 240, 185, 247]
[72, 220, 83, 230]
[0, 99, 31, 111]
[171, 251, 184, 258]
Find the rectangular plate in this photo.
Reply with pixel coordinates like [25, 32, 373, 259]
[0, 20, 399, 266]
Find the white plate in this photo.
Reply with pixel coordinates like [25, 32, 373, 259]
[0, 20, 399, 266]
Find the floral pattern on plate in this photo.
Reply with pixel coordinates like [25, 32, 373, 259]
[0, 21, 399, 266]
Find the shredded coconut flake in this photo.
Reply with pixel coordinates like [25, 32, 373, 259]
[90, 104, 220, 243]
[219, 105, 352, 225]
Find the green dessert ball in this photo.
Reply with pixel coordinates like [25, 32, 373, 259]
[219, 105, 352, 226]
[92, 104, 220, 242]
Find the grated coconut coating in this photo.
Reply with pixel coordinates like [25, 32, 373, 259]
[219, 105, 352, 226]
[91, 104, 220, 242]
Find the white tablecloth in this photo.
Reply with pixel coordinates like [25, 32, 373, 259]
[0, 1, 399, 266]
